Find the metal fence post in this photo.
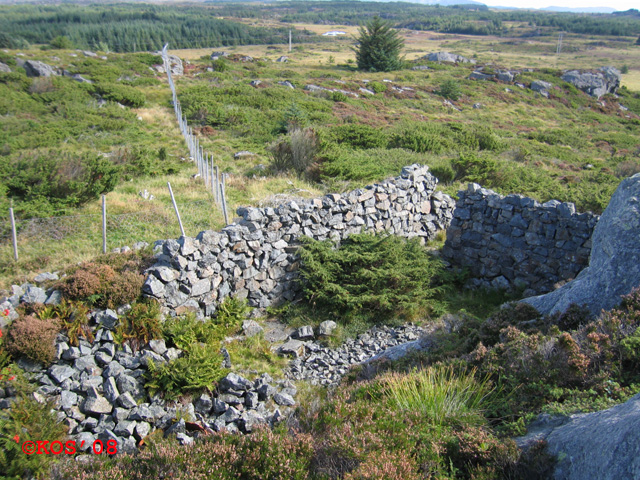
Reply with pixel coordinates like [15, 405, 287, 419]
[167, 182, 186, 237]
[221, 173, 229, 226]
[9, 207, 18, 261]
[102, 195, 107, 254]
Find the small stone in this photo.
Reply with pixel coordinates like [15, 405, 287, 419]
[279, 339, 305, 358]
[242, 320, 263, 337]
[219, 373, 252, 392]
[148, 339, 167, 356]
[318, 320, 337, 336]
[83, 395, 113, 415]
[273, 392, 296, 407]
[296, 325, 314, 340]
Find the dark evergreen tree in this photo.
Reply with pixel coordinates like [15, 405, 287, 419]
[353, 16, 405, 72]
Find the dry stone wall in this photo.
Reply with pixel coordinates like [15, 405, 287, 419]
[442, 183, 599, 295]
[143, 165, 455, 316]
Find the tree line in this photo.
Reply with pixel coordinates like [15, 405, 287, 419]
[0, 4, 318, 52]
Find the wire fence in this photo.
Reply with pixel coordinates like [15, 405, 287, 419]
[0, 198, 223, 273]
[0, 43, 233, 274]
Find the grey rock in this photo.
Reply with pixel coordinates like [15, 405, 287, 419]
[318, 320, 337, 336]
[49, 365, 76, 384]
[469, 71, 494, 81]
[276, 56, 288, 63]
[148, 339, 167, 356]
[195, 393, 213, 415]
[63, 347, 82, 361]
[59, 390, 78, 409]
[94, 309, 118, 330]
[522, 174, 640, 316]
[143, 275, 166, 298]
[117, 391, 137, 409]
[517, 393, 640, 479]
[114, 420, 137, 437]
[140, 350, 165, 368]
[34, 272, 59, 283]
[273, 392, 295, 407]
[242, 320, 263, 337]
[165, 418, 186, 437]
[531, 80, 552, 93]
[21, 285, 48, 304]
[213, 398, 228, 414]
[83, 395, 113, 415]
[176, 432, 194, 445]
[296, 325, 314, 340]
[219, 372, 252, 392]
[0, 62, 11, 73]
[561, 66, 621, 99]
[24, 60, 58, 77]
[45, 290, 62, 305]
[103, 377, 120, 403]
[426, 52, 475, 64]
[135, 421, 151, 439]
[279, 339, 305, 358]
[75, 432, 96, 452]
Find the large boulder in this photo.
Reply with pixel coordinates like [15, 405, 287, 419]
[517, 392, 640, 479]
[23, 60, 58, 77]
[426, 52, 476, 64]
[561, 66, 621, 99]
[522, 173, 640, 316]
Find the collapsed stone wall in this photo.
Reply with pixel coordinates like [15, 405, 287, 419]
[143, 165, 455, 316]
[442, 183, 599, 295]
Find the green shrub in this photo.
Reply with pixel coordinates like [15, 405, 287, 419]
[94, 83, 146, 107]
[323, 124, 388, 150]
[297, 233, 448, 325]
[5, 315, 60, 365]
[0, 391, 68, 479]
[331, 90, 348, 102]
[368, 81, 387, 94]
[437, 79, 462, 101]
[145, 343, 227, 399]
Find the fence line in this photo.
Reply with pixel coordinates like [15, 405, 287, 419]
[161, 44, 230, 223]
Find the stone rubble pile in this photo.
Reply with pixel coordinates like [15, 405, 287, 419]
[285, 324, 429, 385]
[0, 292, 295, 453]
[143, 165, 455, 318]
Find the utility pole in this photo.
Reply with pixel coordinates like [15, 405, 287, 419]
[289, 29, 292, 52]
[556, 33, 563, 55]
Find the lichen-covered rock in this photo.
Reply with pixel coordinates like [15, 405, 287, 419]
[23, 60, 59, 77]
[522, 174, 640, 316]
[517, 392, 640, 479]
[426, 52, 476, 64]
[561, 66, 621, 99]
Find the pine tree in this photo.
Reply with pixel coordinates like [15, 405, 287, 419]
[353, 16, 405, 72]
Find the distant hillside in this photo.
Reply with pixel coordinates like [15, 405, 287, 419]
[541, 6, 616, 13]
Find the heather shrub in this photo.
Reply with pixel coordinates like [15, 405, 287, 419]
[269, 127, 318, 176]
[54, 426, 313, 479]
[5, 315, 60, 365]
[94, 82, 146, 107]
[58, 256, 145, 308]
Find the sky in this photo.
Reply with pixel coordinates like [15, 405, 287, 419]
[484, 0, 637, 10]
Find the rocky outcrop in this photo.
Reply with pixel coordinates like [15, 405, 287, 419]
[426, 52, 476, 64]
[517, 392, 640, 479]
[561, 66, 621, 99]
[442, 183, 598, 295]
[522, 173, 640, 316]
[155, 53, 183, 76]
[0, 62, 11, 73]
[144, 165, 455, 317]
[23, 60, 59, 77]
